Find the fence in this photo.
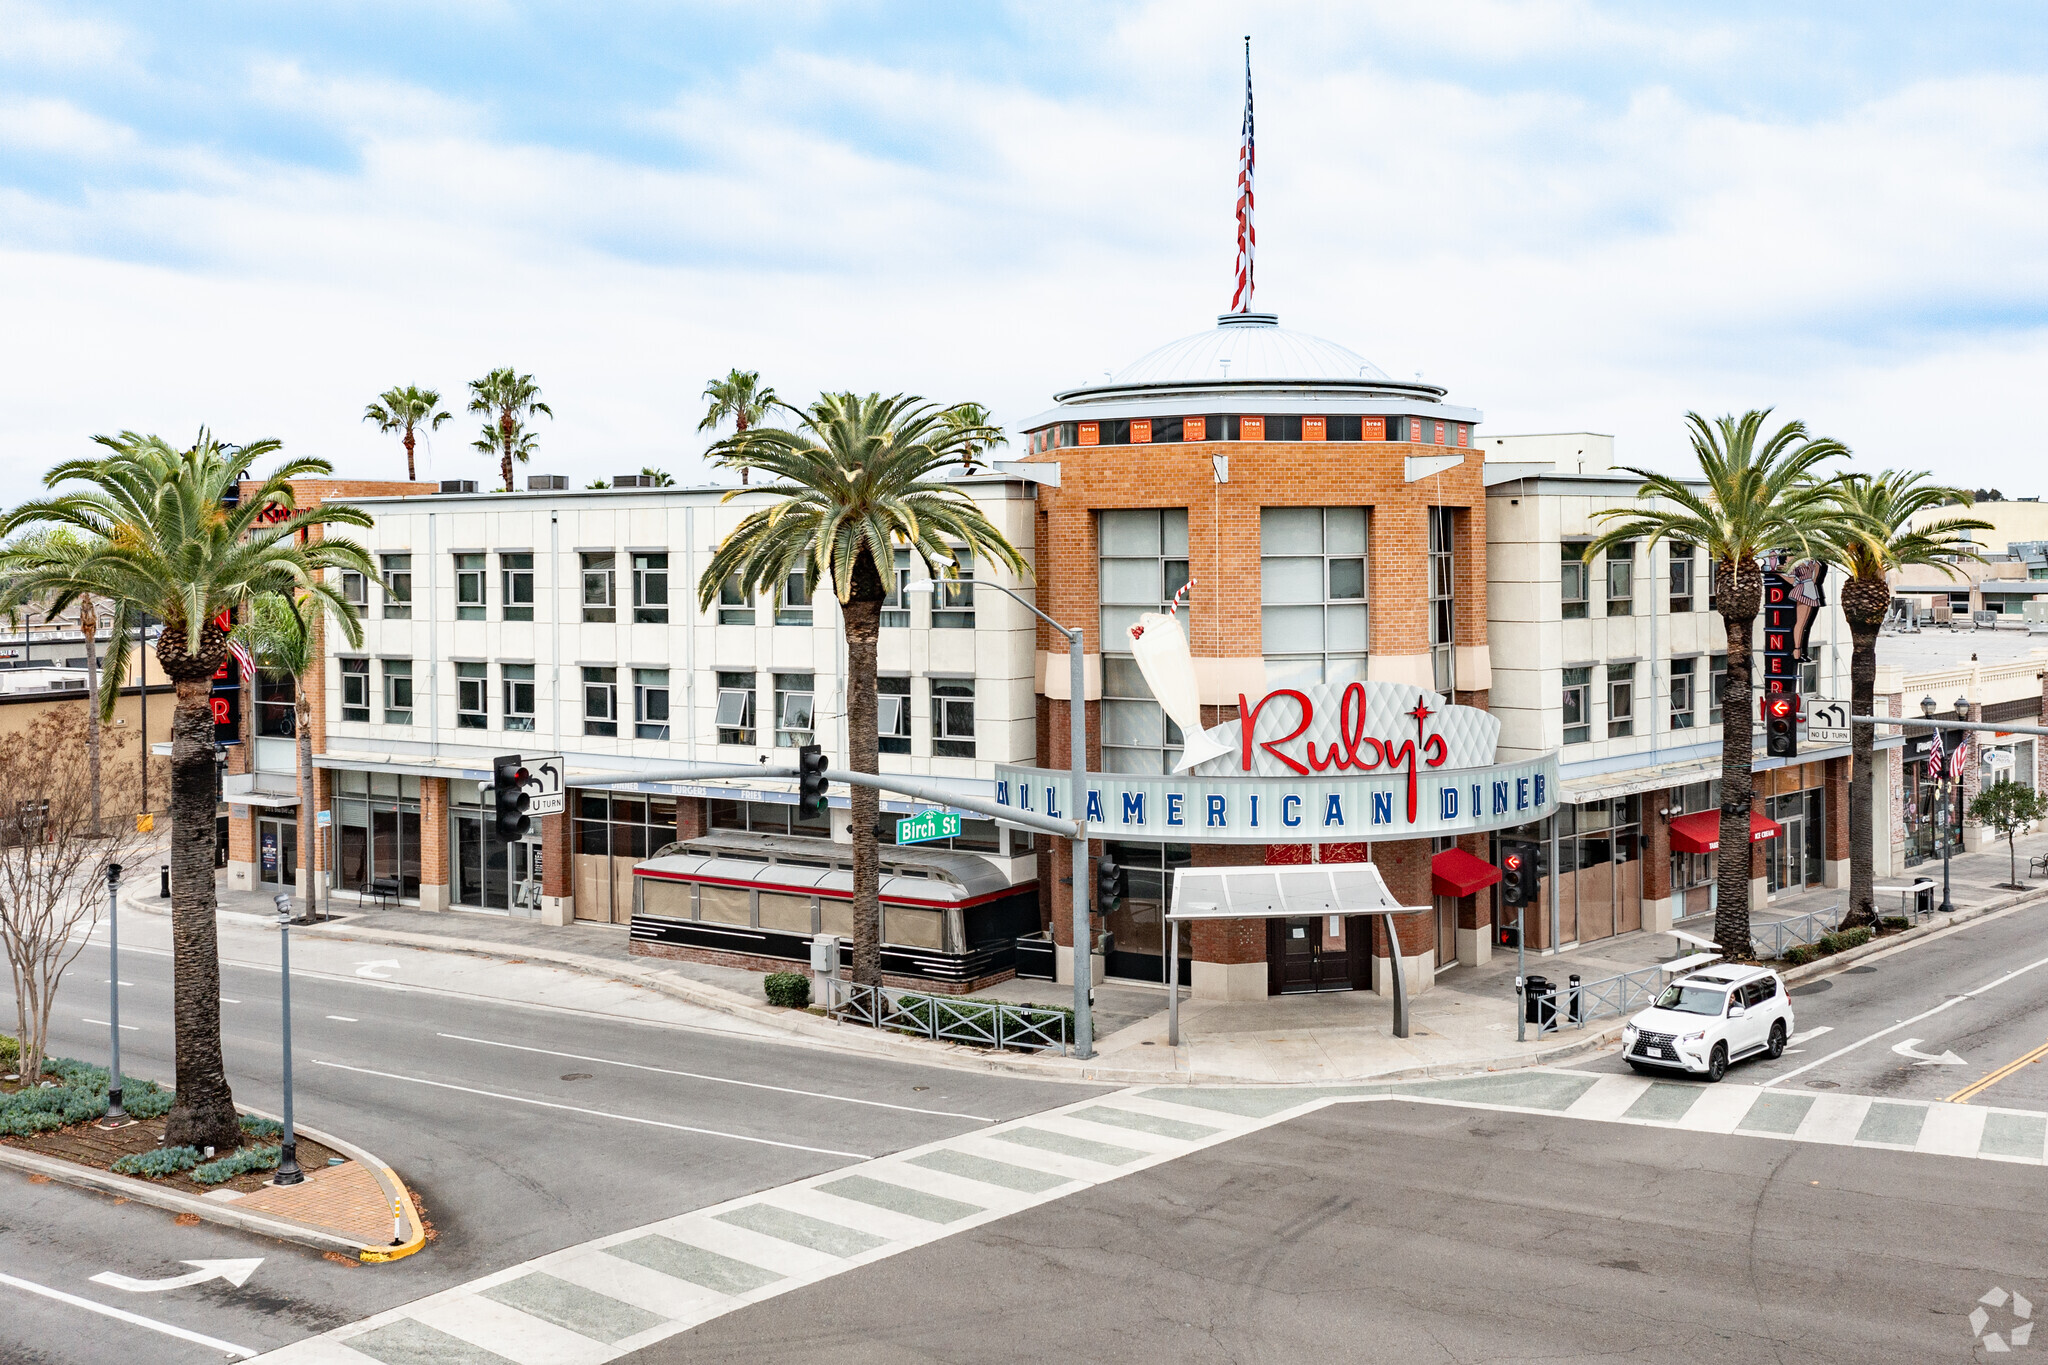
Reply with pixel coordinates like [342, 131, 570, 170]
[1749, 900, 1843, 959]
[820, 977, 1071, 1055]
[1521, 964, 1668, 1035]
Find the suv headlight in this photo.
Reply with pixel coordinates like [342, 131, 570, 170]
[1623, 1024, 1637, 1040]
[1680, 1030, 1707, 1043]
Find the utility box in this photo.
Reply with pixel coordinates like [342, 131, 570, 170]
[810, 934, 840, 975]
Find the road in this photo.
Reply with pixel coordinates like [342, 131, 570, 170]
[632, 1101, 2048, 1365]
[0, 919, 1096, 1364]
[1577, 898, 2048, 1109]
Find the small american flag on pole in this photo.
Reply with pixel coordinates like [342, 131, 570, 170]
[228, 638, 257, 680]
[1948, 731, 1971, 783]
[1229, 37, 1256, 313]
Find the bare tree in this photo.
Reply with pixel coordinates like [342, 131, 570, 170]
[0, 709, 146, 1082]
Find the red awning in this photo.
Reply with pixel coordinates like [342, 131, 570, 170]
[1668, 810, 1784, 855]
[1431, 846, 1504, 898]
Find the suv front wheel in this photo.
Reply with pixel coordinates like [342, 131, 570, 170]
[1705, 1043, 1728, 1083]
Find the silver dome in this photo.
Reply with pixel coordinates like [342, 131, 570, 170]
[1110, 313, 1391, 385]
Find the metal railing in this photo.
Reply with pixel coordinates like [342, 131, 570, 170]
[1521, 964, 1668, 1034]
[821, 977, 1071, 1055]
[1750, 900, 1843, 959]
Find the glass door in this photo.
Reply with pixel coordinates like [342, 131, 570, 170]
[258, 815, 296, 888]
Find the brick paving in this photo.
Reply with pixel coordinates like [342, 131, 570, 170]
[232, 1160, 405, 1245]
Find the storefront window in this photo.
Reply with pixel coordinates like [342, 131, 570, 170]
[577, 793, 680, 859]
[1102, 841, 1192, 983]
[334, 770, 422, 898]
[451, 779, 542, 912]
[707, 796, 829, 840]
[1553, 796, 1642, 943]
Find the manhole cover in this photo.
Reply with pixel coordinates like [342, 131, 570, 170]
[1790, 981, 1833, 996]
[1805, 1080, 1840, 1090]
[1846, 966, 1877, 974]
[560, 1072, 593, 1082]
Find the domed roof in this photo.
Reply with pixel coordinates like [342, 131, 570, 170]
[1110, 313, 1391, 386]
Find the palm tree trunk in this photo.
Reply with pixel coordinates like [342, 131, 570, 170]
[80, 596, 102, 837]
[844, 551, 887, 986]
[163, 676, 241, 1151]
[404, 428, 417, 482]
[1839, 575, 1888, 928]
[1714, 561, 1762, 961]
[500, 413, 517, 493]
[298, 687, 314, 920]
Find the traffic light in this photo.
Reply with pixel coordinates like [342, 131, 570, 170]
[1499, 839, 1544, 907]
[1766, 694, 1799, 759]
[1095, 854, 1125, 911]
[798, 744, 830, 815]
[492, 754, 531, 840]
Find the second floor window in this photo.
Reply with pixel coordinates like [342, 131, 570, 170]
[715, 670, 755, 744]
[718, 574, 754, 626]
[777, 567, 812, 627]
[775, 673, 815, 746]
[382, 658, 413, 724]
[1669, 543, 1695, 613]
[1101, 508, 1191, 650]
[1608, 662, 1635, 737]
[1102, 655, 1183, 775]
[1563, 666, 1591, 745]
[932, 678, 975, 758]
[1561, 543, 1589, 620]
[1260, 506, 1367, 689]
[502, 554, 534, 621]
[878, 675, 911, 754]
[456, 662, 487, 728]
[340, 657, 369, 723]
[381, 554, 412, 620]
[455, 554, 486, 620]
[632, 553, 668, 624]
[1670, 656, 1697, 729]
[255, 669, 295, 738]
[933, 550, 975, 629]
[882, 549, 912, 628]
[634, 668, 670, 739]
[582, 666, 617, 736]
[503, 664, 536, 732]
[1429, 507, 1455, 694]
[582, 552, 616, 623]
[340, 570, 368, 612]
[1607, 543, 1635, 616]
[1710, 653, 1728, 725]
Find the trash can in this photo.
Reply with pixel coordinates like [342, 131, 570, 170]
[1913, 882, 1935, 917]
[1523, 975, 1554, 1024]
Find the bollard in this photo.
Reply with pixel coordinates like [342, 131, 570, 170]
[392, 1196, 404, 1245]
[159, 864, 170, 899]
[1568, 973, 1583, 1025]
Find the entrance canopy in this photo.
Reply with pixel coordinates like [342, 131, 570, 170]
[1669, 810, 1783, 855]
[1168, 863, 1427, 921]
[1430, 846, 1502, 898]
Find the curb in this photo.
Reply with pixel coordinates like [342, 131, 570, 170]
[0, 1110, 421, 1262]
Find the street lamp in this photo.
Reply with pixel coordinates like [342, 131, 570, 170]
[272, 892, 305, 1186]
[905, 573, 1095, 1058]
[1920, 695, 1971, 914]
[99, 863, 126, 1128]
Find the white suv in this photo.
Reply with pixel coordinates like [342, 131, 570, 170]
[1622, 964, 1794, 1082]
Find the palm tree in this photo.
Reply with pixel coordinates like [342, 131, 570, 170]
[468, 368, 552, 492]
[0, 529, 108, 834]
[940, 402, 1007, 473]
[639, 466, 676, 487]
[362, 386, 451, 483]
[699, 370, 785, 486]
[1814, 473, 1989, 929]
[232, 595, 323, 918]
[699, 393, 1028, 984]
[0, 431, 374, 1150]
[1583, 411, 1849, 962]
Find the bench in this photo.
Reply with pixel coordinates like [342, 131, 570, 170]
[2030, 856, 2048, 881]
[358, 877, 400, 908]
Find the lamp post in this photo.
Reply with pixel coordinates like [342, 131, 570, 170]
[906, 574, 1094, 1058]
[1921, 694, 1971, 914]
[272, 892, 304, 1185]
[99, 863, 125, 1127]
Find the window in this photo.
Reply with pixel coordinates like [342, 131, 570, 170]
[1563, 666, 1592, 745]
[933, 550, 975, 629]
[775, 673, 815, 747]
[255, 669, 295, 738]
[706, 796, 828, 841]
[455, 662, 487, 729]
[382, 659, 413, 724]
[932, 678, 975, 758]
[881, 549, 913, 628]
[1260, 506, 1368, 688]
[1669, 543, 1695, 613]
[503, 663, 535, 732]
[582, 666, 617, 737]
[1429, 506, 1455, 693]
[380, 554, 412, 620]
[717, 574, 754, 626]
[632, 553, 668, 624]
[455, 554, 486, 620]
[1710, 653, 1728, 725]
[341, 657, 369, 722]
[577, 793, 681, 861]
[1670, 657, 1697, 729]
[1102, 655, 1183, 774]
[341, 571, 368, 612]
[777, 566, 812, 627]
[1608, 662, 1635, 738]
[1801, 657, 1820, 695]
[633, 668, 670, 739]
[1099, 508, 1191, 649]
[1606, 543, 1635, 616]
[1561, 543, 1589, 620]
[501, 554, 534, 621]
[715, 671, 756, 744]
[878, 676, 911, 754]
[581, 552, 616, 623]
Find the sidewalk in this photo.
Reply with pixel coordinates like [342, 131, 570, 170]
[133, 830, 2048, 1088]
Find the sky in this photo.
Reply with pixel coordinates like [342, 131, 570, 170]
[3, 1, 2046, 493]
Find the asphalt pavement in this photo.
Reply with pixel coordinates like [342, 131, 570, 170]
[631, 1100, 2048, 1365]
[0, 931, 1097, 1364]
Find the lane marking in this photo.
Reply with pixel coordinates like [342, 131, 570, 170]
[325, 1016, 358, 1023]
[1949, 1039, 2048, 1105]
[1765, 949, 2048, 1087]
[310, 1060, 873, 1160]
[437, 1033, 996, 1122]
[220, 998, 240, 1004]
[1892, 1038, 1966, 1066]
[354, 960, 401, 980]
[81, 1019, 138, 1031]
[0, 1268, 256, 1358]
[91, 1258, 263, 1293]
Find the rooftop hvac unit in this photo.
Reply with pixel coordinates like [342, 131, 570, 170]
[611, 474, 655, 489]
[437, 479, 478, 494]
[527, 474, 568, 491]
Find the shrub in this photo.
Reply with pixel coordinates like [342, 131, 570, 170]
[238, 1114, 284, 1140]
[1881, 916, 1909, 931]
[0, 1056, 174, 1134]
[763, 972, 812, 1009]
[1818, 927, 1874, 954]
[0, 1034, 17, 1070]
[191, 1145, 281, 1186]
[1782, 944, 1822, 966]
[112, 1146, 202, 1178]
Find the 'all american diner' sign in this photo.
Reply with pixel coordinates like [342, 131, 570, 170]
[996, 674, 1559, 845]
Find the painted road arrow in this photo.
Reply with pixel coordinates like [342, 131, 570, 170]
[91, 1259, 263, 1293]
[1892, 1038, 1967, 1066]
[354, 960, 401, 979]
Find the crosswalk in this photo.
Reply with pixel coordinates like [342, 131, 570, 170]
[256, 1070, 2048, 1363]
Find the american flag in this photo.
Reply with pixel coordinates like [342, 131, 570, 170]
[1948, 732, 1971, 783]
[1926, 730, 1945, 774]
[1229, 37, 1256, 313]
[228, 638, 257, 680]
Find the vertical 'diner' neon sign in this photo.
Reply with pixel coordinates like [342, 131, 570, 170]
[1238, 685, 1447, 822]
